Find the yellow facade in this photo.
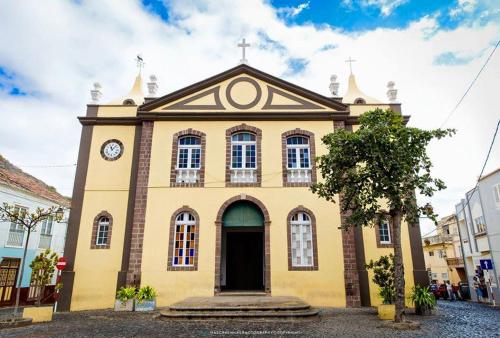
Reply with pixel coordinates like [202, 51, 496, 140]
[64, 64, 422, 311]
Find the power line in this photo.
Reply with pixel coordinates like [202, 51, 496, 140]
[440, 40, 499, 128]
[424, 119, 500, 238]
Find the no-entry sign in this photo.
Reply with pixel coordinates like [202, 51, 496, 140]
[56, 257, 67, 270]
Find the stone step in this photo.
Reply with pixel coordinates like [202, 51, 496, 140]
[160, 308, 319, 319]
[168, 296, 311, 312]
[169, 303, 311, 312]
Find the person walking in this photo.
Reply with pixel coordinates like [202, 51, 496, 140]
[473, 277, 482, 302]
[446, 281, 455, 301]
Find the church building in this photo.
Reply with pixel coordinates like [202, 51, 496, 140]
[58, 54, 427, 311]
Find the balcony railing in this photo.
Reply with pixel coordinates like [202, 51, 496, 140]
[287, 169, 312, 183]
[423, 234, 453, 246]
[176, 169, 200, 184]
[6, 230, 24, 247]
[446, 257, 464, 268]
[231, 169, 256, 183]
[38, 234, 52, 249]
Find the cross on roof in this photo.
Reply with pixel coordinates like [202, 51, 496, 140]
[238, 38, 250, 64]
[345, 56, 356, 74]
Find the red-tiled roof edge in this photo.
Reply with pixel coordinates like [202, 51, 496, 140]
[0, 154, 71, 207]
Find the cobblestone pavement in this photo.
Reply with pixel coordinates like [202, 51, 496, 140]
[1, 300, 499, 337]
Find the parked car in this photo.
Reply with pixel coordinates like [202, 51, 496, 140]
[431, 284, 449, 299]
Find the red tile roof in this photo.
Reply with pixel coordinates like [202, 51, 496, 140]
[0, 154, 71, 206]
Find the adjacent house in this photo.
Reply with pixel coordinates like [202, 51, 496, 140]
[422, 214, 465, 285]
[455, 167, 500, 303]
[0, 154, 70, 306]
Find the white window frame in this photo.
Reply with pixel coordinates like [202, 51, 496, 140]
[173, 212, 196, 267]
[40, 216, 53, 236]
[286, 136, 311, 169]
[6, 205, 27, 247]
[177, 136, 201, 170]
[379, 220, 391, 244]
[290, 212, 314, 267]
[230, 133, 257, 170]
[96, 217, 110, 246]
[493, 183, 500, 207]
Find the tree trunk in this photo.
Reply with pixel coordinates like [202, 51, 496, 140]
[13, 228, 31, 318]
[392, 210, 405, 322]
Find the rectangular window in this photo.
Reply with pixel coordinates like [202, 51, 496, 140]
[441, 272, 449, 280]
[40, 216, 53, 236]
[287, 148, 297, 168]
[438, 250, 445, 258]
[379, 221, 391, 244]
[178, 148, 189, 168]
[493, 183, 500, 206]
[231, 145, 243, 168]
[299, 148, 310, 168]
[9, 206, 27, 232]
[429, 251, 434, 256]
[7, 206, 27, 247]
[245, 144, 256, 168]
[474, 216, 486, 233]
[190, 148, 201, 169]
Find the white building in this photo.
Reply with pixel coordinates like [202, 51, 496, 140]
[0, 154, 70, 306]
[455, 167, 500, 303]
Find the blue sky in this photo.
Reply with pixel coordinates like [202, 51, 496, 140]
[141, 0, 500, 32]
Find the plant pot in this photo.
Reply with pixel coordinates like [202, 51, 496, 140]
[114, 299, 134, 311]
[135, 299, 156, 312]
[23, 305, 53, 323]
[415, 304, 433, 315]
[378, 304, 395, 320]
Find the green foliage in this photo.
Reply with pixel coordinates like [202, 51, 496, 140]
[136, 285, 157, 302]
[366, 254, 395, 304]
[311, 109, 454, 228]
[29, 249, 59, 306]
[409, 285, 436, 311]
[116, 287, 136, 302]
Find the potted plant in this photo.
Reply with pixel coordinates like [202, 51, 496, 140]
[134, 285, 157, 312]
[366, 254, 396, 320]
[23, 249, 60, 323]
[115, 287, 136, 311]
[410, 285, 436, 315]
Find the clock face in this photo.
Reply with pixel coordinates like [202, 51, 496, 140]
[101, 139, 123, 161]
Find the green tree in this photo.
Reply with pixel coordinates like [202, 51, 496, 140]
[365, 254, 395, 304]
[311, 109, 453, 322]
[29, 249, 59, 306]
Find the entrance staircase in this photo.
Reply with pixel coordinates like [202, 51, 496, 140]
[159, 295, 319, 319]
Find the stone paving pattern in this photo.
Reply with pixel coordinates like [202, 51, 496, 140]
[1, 300, 499, 337]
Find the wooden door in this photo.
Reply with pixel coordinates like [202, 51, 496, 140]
[0, 258, 20, 306]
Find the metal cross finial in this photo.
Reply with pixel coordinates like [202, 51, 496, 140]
[345, 56, 356, 74]
[238, 38, 250, 64]
[136, 54, 145, 74]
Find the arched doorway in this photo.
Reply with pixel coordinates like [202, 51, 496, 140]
[215, 195, 270, 293]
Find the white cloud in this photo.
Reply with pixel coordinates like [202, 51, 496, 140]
[0, 0, 498, 236]
[450, 0, 478, 17]
[277, 1, 310, 18]
[361, 0, 408, 16]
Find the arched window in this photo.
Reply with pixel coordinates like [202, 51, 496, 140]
[96, 217, 110, 245]
[290, 212, 314, 267]
[282, 130, 316, 186]
[168, 208, 200, 271]
[91, 211, 113, 249]
[354, 98, 366, 104]
[287, 207, 318, 270]
[170, 129, 206, 187]
[230, 132, 257, 183]
[176, 136, 201, 184]
[286, 136, 311, 183]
